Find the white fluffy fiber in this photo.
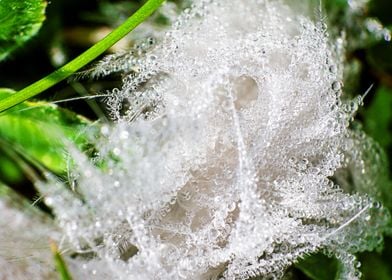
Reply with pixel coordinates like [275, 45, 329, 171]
[31, 0, 392, 279]
[0, 194, 58, 279]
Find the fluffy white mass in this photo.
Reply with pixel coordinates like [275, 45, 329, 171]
[0, 192, 59, 279]
[34, 0, 391, 279]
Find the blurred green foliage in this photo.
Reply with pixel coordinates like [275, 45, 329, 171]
[295, 253, 339, 280]
[363, 87, 392, 150]
[0, 0, 46, 61]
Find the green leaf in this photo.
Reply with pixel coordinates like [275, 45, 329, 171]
[0, 88, 91, 175]
[0, 0, 47, 60]
[295, 253, 339, 280]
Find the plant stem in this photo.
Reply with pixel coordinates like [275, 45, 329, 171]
[50, 241, 73, 280]
[0, 0, 165, 113]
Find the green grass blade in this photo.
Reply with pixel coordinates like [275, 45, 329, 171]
[50, 241, 73, 280]
[0, 0, 165, 113]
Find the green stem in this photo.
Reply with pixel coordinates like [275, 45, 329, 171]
[0, 0, 165, 113]
[50, 241, 73, 280]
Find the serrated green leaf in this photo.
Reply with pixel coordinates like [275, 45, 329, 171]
[0, 0, 47, 60]
[295, 253, 339, 280]
[0, 88, 91, 175]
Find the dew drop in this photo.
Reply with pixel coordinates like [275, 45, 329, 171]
[332, 81, 342, 91]
[329, 65, 337, 74]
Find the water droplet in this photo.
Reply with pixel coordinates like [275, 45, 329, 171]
[180, 190, 192, 201]
[384, 32, 391, 42]
[120, 130, 129, 139]
[329, 65, 337, 74]
[332, 81, 342, 91]
[228, 202, 236, 212]
[147, 37, 155, 45]
[372, 201, 381, 209]
[113, 148, 121, 156]
[45, 197, 53, 206]
[349, 100, 358, 111]
[101, 125, 110, 136]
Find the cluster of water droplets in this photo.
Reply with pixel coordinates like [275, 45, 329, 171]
[37, 0, 391, 279]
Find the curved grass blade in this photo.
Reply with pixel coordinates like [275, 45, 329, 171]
[0, 0, 165, 113]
